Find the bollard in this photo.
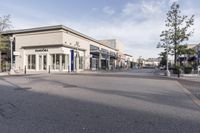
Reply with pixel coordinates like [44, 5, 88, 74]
[24, 66, 26, 74]
[68, 65, 70, 74]
[178, 68, 180, 78]
[48, 65, 50, 74]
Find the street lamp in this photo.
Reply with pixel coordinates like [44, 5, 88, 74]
[10, 36, 14, 70]
[74, 42, 80, 72]
[166, 43, 170, 77]
[139, 56, 142, 69]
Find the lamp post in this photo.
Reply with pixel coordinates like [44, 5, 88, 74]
[10, 37, 14, 70]
[139, 56, 142, 69]
[74, 42, 80, 72]
[166, 43, 170, 77]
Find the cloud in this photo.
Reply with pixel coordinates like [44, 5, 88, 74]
[6, 0, 199, 59]
[122, 1, 164, 17]
[78, 1, 167, 58]
[169, 0, 179, 5]
[102, 6, 115, 15]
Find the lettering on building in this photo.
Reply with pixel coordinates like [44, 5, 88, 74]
[35, 48, 48, 52]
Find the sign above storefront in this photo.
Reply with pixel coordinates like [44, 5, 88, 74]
[35, 48, 48, 52]
[13, 51, 20, 56]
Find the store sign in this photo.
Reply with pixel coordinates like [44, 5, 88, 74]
[13, 51, 20, 56]
[35, 48, 48, 52]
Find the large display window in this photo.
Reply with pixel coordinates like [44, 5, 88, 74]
[27, 55, 36, 70]
[51, 54, 69, 70]
[79, 56, 84, 69]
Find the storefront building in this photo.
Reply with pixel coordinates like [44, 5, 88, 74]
[2, 25, 118, 73]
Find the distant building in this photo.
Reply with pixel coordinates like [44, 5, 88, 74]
[143, 58, 160, 67]
[99, 39, 134, 69]
[187, 43, 200, 64]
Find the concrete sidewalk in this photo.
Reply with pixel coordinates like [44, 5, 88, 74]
[0, 72, 9, 77]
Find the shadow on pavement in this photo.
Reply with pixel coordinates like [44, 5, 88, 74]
[1, 75, 200, 133]
[0, 82, 200, 133]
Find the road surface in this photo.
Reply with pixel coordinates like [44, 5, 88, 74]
[0, 73, 200, 133]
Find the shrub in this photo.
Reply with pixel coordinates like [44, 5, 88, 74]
[184, 67, 192, 74]
[173, 65, 181, 74]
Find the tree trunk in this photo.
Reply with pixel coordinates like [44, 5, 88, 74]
[174, 47, 177, 65]
[174, 11, 178, 66]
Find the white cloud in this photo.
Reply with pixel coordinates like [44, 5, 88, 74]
[122, 1, 164, 18]
[8, 0, 200, 59]
[169, 0, 179, 5]
[102, 6, 115, 15]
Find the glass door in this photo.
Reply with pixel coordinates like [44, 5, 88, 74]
[43, 55, 47, 70]
[39, 55, 47, 71]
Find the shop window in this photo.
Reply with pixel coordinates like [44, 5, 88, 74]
[61, 54, 70, 70]
[27, 55, 36, 70]
[51, 54, 69, 70]
[51, 54, 56, 70]
[51, 54, 60, 70]
[66, 54, 69, 69]
[79, 56, 84, 69]
[56, 54, 60, 70]
[62, 54, 65, 70]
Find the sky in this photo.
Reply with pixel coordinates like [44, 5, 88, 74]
[0, 0, 200, 59]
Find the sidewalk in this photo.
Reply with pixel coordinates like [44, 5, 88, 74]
[79, 69, 131, 74]
[169, 73, 200, 83]
[0, 72, 9, 77]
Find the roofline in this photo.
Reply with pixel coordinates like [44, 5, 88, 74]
[124, 54, 133, 57]
[21, 44, 86, 51]
[2, 25, 118, 51]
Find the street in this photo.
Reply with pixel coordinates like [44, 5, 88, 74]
[0, 72, 200, 133]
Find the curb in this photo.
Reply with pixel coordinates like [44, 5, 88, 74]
[176, 81, 200, 110]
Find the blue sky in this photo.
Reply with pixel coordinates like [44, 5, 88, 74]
[0, 0, 200, 58]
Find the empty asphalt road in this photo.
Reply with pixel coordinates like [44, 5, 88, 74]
[0, 74, 200, 133]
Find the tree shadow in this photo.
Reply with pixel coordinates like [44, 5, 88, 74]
[2, 75, 200, 112]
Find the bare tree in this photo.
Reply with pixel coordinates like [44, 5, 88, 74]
[0, 15, 12, 72]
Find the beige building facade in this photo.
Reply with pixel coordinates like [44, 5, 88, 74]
[2, 25, 119, 73]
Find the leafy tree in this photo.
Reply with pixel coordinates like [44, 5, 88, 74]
[0, 15, 12, 72]
[177, 45, 187, 56]
[177, 45, 196, 59]
[159, 52, 167, 67]
[157, 2, 194, 65]
[185, 48, 196, 56]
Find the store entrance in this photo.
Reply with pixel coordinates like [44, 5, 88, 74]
[39, 55, 47, 71]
